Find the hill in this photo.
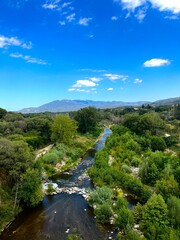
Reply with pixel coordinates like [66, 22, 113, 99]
[19, 97, 180, 113]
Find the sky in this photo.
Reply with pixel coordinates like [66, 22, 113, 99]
[0, 0, 180, 110]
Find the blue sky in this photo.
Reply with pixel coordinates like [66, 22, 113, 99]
[0, 0, 180, 110]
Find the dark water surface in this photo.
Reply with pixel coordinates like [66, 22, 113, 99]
[1, 129, 118, 240]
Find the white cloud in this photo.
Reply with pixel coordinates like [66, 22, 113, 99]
[42, 0, 61, 10]
[10, 53, 47, 65]
[104, 73, 128, 81]
[89, 77, 102, 82]
[111, 16, 119, 21]
[59, 21, 66, 25]
[134, 78, 143, 84]
[68, 88, 90, 93]
[88, 34, 94, 38]
[62, 2, 72, 8]
[0, 35, 32, 49]
[80, 68, 106, 73]
[73, 80, 97, 88]
[115, 0, 180, 16]
[107, 88, 114, 91]
[143, 58, 170, 67]
[78, 18, 92, 26]
[135, 9, 147, 22]
[68, 88, 76, 91]
[114, 0, 146, 11]
[66, 13, 76, 22]
[149, 0, 180, 14]
[164, 15, 179, 20]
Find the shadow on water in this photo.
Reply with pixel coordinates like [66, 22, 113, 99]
[0, 128, 135, 240]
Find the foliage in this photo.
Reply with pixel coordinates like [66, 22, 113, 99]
[133, 203, 143, 223]
[140, 194, 169, 239]
[74, 107, 100, 133]
[47, 183, 55, 194]
[155, 176, 179, 201]
[0, 138, 34, 182]
[150, 136, 167, 151]
[167, 196, 180, 229]
[115, 206, 134, 232]
[174, 104, 180, 120]
[51, 115, 77, 144]
[88, 186, 113, 206]
[19, 168, 44, 207]
[94, 203, 112, 223]
[0, 108, 7, 119]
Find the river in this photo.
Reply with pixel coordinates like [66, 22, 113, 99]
[1, 128, 135, 240]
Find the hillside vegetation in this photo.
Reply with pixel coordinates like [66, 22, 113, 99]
[88, 104, 180, 239]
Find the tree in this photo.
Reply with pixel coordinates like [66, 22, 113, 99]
[0, 107, 7, 119]
[51, 115, 77, 144]
[140, 160, 159, 186]
[139, 113, 165, 135]
[167, 196, 180, 229]
[150, 136, 166, 152]
[74, 107, 100, 133]
[0, 138, 34, 210]
[19, 168, 44, 207]
[140, 194, 169, 239]
[174, 104, 180, 120]
[123, 113, 141, 134]
[155, 176, 179, 201]
[133, 203, 143, 223]
[115, 206, 134, 232]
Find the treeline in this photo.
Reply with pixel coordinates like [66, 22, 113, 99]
[88, 110, 180, 239]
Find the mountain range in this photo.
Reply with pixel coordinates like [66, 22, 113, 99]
[19, 97, 180, 113]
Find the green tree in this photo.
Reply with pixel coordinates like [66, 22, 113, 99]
[0, 107, 7, 119]
[155, 176, 179, 201]
[19, 168, 44, 207]
[140, 194, 169, 239]
[133, 203, 143, 223]
[51, 115, 77, 144]
[115, 206, 134, 233]
[139, 113, 165, 135]
[74, 107, 100, 133]
[174, 104, 180, 120]
[167, 196, 180, 229]
[150, 136, 167, 152]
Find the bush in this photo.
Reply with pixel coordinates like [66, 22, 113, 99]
[150, 136, 167, 152]
[94, 203, 112, 223]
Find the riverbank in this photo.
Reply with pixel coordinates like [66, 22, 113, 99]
[0, 131, 103, 236]
[1, 128, 115, 240]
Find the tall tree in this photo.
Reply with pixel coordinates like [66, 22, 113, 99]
[141, 194, 169, 239]
[74, 107, 100, 133]
[51, 115, 77, 144]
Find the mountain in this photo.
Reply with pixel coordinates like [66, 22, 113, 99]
[19, 97, 180, 113]
[151, 97, 180, 106]
[19, 99, 150, 113]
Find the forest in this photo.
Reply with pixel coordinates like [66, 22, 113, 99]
[0, 104, 180, 240]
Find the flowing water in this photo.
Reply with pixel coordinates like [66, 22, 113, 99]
[1, 129, 136, 240]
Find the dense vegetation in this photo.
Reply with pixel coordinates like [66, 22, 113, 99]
[0, 103, 179, 238]
[0, 107, 101, 233]
[88, 104, 180, 239]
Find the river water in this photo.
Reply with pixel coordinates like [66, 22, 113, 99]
[1, 128, 135, 240]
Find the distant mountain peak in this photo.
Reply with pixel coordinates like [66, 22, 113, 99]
[18, 97, 180, 114]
